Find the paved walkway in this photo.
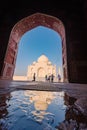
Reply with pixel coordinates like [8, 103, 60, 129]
[0, 79, 87, 99]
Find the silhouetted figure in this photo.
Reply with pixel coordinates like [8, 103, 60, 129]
[33, 73, 36, 81]
[58, 74, 61, 82]
[51, 74, 54, 82]
[45, 75, 47, 81]
[47, 75, 51, 82]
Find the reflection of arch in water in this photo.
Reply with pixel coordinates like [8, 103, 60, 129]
[0, 93, 11, 119]
[37, 67, 45, 77]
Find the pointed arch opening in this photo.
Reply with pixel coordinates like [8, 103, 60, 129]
[2, 13, 68, 82]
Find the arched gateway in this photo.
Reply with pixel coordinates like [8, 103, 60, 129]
[2, 13, 68, 82]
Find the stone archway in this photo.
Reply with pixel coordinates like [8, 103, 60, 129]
[2, 13, 68, 82]
[38, 67, 45, 78]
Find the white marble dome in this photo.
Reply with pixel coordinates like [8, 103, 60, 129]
[33, 61, 36, 64]
[48, 61, 52, 65]
[38, 55, 49, 62]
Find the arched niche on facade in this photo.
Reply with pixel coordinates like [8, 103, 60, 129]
[38, 67, 45, 78]
[2, 13, 68, 82]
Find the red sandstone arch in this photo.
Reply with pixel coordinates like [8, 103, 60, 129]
[2, 13, 68, 82]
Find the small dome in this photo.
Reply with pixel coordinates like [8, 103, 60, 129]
[48, 61, 52, 65]
[38, 55, 49, 62]
[33, 61, 36, 64]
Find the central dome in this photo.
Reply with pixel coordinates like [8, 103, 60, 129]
[38, 55, 49, 62]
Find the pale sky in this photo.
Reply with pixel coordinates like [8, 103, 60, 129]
[14, 26, 63, 77]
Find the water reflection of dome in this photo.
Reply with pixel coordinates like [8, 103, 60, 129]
[46, 98, 51, 104]
[24, 91, 55, 110]
[37, 55, 49, 62]
[24, 91, 57, 123]
[29, 97, 33, 103]
[34, 101, 48, 111]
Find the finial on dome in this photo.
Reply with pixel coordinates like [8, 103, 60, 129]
[37, 54, 49, 62]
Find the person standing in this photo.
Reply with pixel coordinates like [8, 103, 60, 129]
[45, 75, 47, 81]
[33, 73, 36, 81]
[51, 74, 54, 83]
[58, 74, 61, 82]
[48, 75, 51, 82]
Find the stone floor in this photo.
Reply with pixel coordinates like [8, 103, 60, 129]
[0, 79, 87, 110]
[0, 79, 87, 99]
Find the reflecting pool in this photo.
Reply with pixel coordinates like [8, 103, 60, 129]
[0, 90, 67, 130]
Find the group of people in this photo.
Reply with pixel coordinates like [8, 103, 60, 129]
[32, 73, 61, 82]
[45, 74, 61, 83]
[45, 74, 54, 82]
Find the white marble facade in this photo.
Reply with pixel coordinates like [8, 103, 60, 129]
[27, 55, 56, 81]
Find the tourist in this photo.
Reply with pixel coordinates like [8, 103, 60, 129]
[58, 74, 61, 82]
[33, 73, 36, 81]
[45, 75, 48, 81]
[47, 75, 51, 82]
[51, 74, 54, 83]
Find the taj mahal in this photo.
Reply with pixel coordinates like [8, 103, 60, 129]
[13, 55, 61, 81]
[27, 55, 56, 81]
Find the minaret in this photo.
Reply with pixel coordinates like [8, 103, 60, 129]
[58, 67, 61, 75]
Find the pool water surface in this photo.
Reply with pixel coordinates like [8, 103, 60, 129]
[0, 90, 67, 130]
